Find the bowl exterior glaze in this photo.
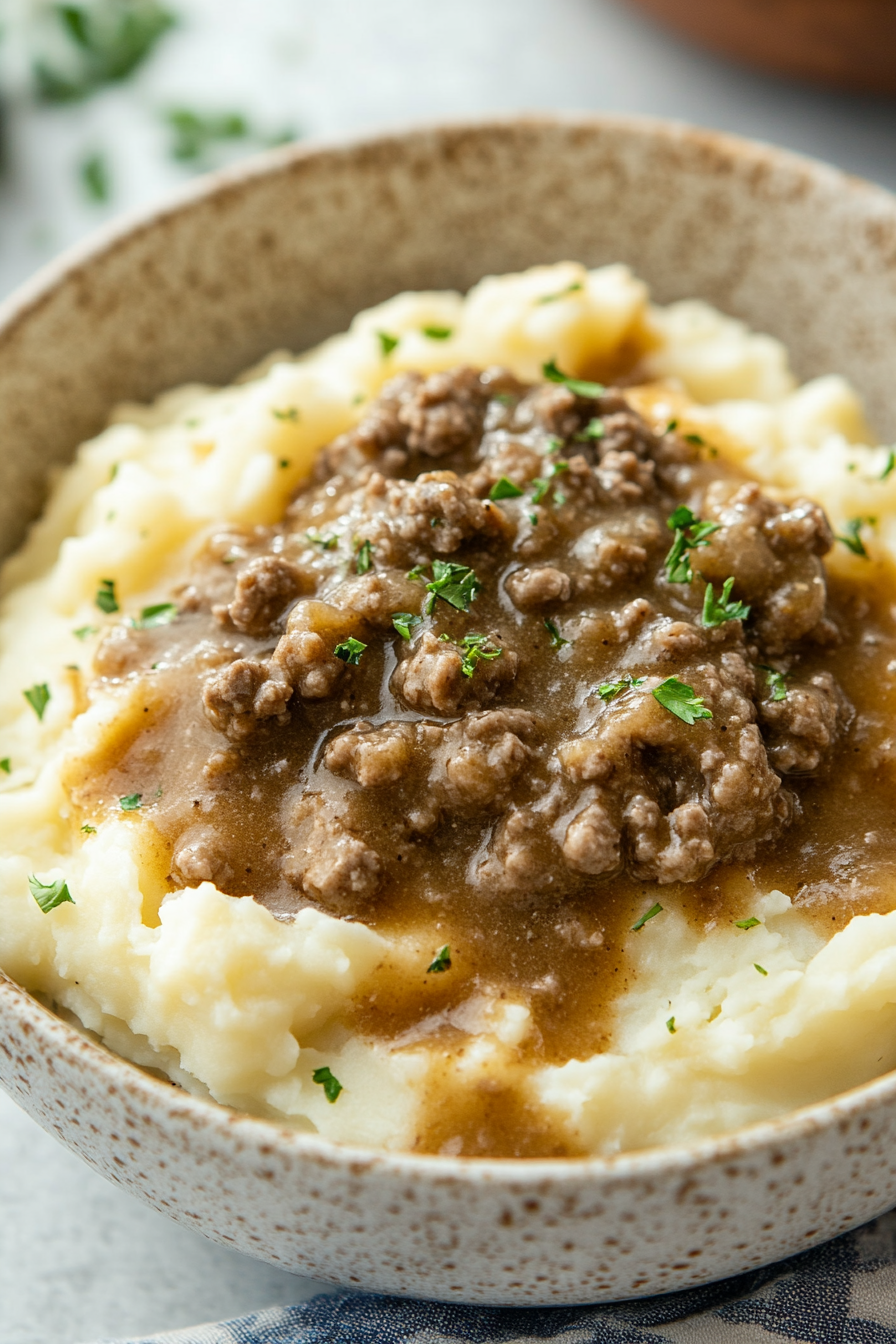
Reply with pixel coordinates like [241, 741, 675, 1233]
[2, 117, 896, 1304]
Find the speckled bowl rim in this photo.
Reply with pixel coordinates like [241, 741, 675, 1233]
[3, 112, 896, 1184]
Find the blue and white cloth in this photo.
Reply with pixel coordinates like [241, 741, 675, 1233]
[107, 1210, 896, 1344]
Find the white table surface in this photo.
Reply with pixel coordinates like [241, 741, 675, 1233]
[1, 2, 895, 1341]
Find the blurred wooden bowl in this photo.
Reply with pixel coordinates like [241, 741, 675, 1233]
[627, 0, 896, 95]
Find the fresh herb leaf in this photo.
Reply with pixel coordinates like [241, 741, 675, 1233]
[536, 281, 583, 305]
[164, 108, 249, 163]
[494, 393, 516, 406]
[73, 625, 98, 640]
[272, 406, 299, 422]
[489, 477, 524, 500]
[544, 435, 564, 455]
[530, 477, 551, 505]
[685, 432, 705, 446]
[28, 873, 74, 913]
[664, 419, 679, 434]
[0, 759, 10, 774]
[652, 677, 712, 724]
[574, 418, 605, 442]
[458, 632, 502, 678]
[392, 612, 422, 640]
[758, 665, 787, 702]
[881, 450, 895, 481]
[427, 944, 452, 973]
[422, 325, 453, 340]
[355, 539, 373, 574]
[81, 822, 96, 834]
[376, 331, 399, 358]
[837, 517, 871, 557]
[735, 917, 761, 930]
[35, 0, 175, 103]
[702, 577, 751, 628]
[666, 1016, 676, 1034]
[334, 637, 367, 666]
[119, 793, 142, 811]
[544, 617, 569, 650]
[541, 359, 605, 400]
[664, 508, 720, 584]
[95, 577, 119, 614]
[279, 460, 290, 469]
[312, 1065, 343, 1103]
[754, 963, 768, 976]
[24, 684, 51, 720]
[80, 151, 110, 202]
[131, 602, 177, 629]
[424, 561, 482, 615]
[597, 674, 645, 701]
[306, 529, 337, 550]
[632, 902, 663, 932]
[528, 512, 538, 526]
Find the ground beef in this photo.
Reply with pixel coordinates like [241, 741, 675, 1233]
[505, 566, 572, 610]
[325, 721, 416, 787]
[216, 554, 304, 636]
[358, 470, 509, 563]
[289, 812, 382, 908]
[392, 630, 518, 715]
[758, 672, 844, 774]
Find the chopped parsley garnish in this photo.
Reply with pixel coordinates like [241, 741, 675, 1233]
[530, 477, 551, 505]
[376, 330, 399, 358]
[73, 625, 98, 640]
[306, 529, 338, 550]
[334, 637, 367, 665]
[130, 602, 177, 629]
[837, 517, 871, 557]
[544, 435, 564, 455]
[758, 665, 787, 702]
[458, 633, 502, 678]
[80, 151, 110, 203]
[35, 0, 175, 103]
[684, 432, 705, 446]
[541, 358, 605, 400]
[528, 511, 538, 526]
[666, 1016, 676, 1034]
[544, 617, 569, 650]
[754, 963, 768, 976]
[0, 759, 10, 774]
[164, 108, 250, 163]
[427, 944, 452, 973]
[422, 325, 453, 340]
[95, 577, 119, 614]
[652, 677, 712, 724]
[489, 477, 524, 500]
[279, 459, 290, 469]
[312, 1065, 343, 1103]
[881, 450, 895, 481]
[272, 406, 299, 422]
[574, 418, 605, 442]
[735, 917, 761, 930]
[24, 684, 51, 721]
[494, 393, 516, 406]
[663, 419, 679, 434]
[28, 873, 75, 914]
[632, 902, 663, 932]
[597, 674, 645, 701]
[119, 793, 142, 811]
[535, 281, 583, 305]
[702, 577, 750, 628]
[421, 561, 482, 615]
[392, 612, 422, 640]
[355, 539, 373, 574]
[664, 506, 720, 584]
[81, 822, 97, 834]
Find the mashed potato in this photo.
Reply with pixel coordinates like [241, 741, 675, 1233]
[2, 260, 896, 1155]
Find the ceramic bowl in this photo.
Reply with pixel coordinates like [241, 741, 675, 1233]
[626, 0, 896, 96]
[3, 117, 896, 1306]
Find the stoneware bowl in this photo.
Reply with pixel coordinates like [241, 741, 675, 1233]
[626, 0, 896, 96]
[3, 117, 896, 1306]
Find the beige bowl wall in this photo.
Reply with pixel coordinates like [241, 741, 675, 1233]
[2, 117, 896, 1305]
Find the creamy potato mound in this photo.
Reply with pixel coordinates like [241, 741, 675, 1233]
[1, 261, 896, 1155]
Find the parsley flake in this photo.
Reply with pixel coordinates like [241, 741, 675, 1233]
[377, 331, 399, 358]
[666, 1016, 676, 1034]
[355, 539, 373, 574]
[24, 684, 51, 720]
[0, 759, 9, 774]
[664, 507, 720, 584]
[702, 577, 751, 628]
[837, 517, 871, 557]
[881, 450, 895, 481]
[652, 677, 712, 724]
[306, 529, 337, 550]
[663, 419, 679, 434]
[428, 944, 452, 973]
[95, 578, 119, 613]
[80, 151, 110, 203]
[81, 822, 96, 834]
[423, 561, 482, 615]
[574, 418, 605, 442]
[457, 633, 502, 678]
[754, 963, 768, 976]
[131, 603, 177, 630]
[597, 674, 645, 701]
[541, 359, 605, 399]
[74, 625, 98, 640]
[312, 1065, 343, 1103]
[120, 793, 142, 811]
[489, 477, 524, 500]
[334, 637, 367, 665]
[530, 477, 551, 505]
[632, 902, 663, 932]
[36, 0, 175, 103]
[735, 917, 761, 930]
[164, 108, 250, 163]
[544, 617, 569, 650]
[685, 432, 705, 446]
[272, 406, 299, 422]
[28, 873, 74, 914]
[758, 665, 787, 701]
[392, 612, 422, 640]
[422, 325, 453, 340]
[535, 281, 583, 305]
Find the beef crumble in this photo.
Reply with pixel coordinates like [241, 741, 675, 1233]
[68, 365, 896, 1156]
